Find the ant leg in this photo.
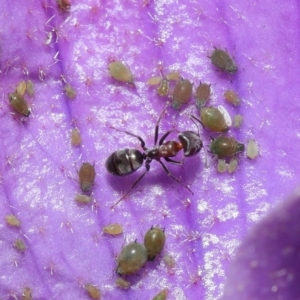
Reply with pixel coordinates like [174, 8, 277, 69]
[158, 130, 172, 145]
[154, 105, 169, 145]
[110, 126, 146, 150]
[164, 157, 183, 165]
[110, 161, 151, 209]
[190, 115, 205, 130]
[157, 160, 194, 194]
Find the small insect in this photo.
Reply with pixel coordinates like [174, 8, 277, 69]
[74, 194, 91, 204]
[16, 81, 26, 95]
[85, 284, 101, 300]
[199, 107, 229, 132]
[228, 158, 238, 173]
[210, 48, 237, 74]
[13, 239, 26, 252]
[8, 92, 31, 117]
[210, 136, 244, 158]
[56, 0, 71, 11]
[103, 223, 123, 236]
[233, 115, 243, 128]
[217, 159, 227, 173]
[115, 278, 131, 289]
[78, 162, 96, 193]
[26, 80, 34, 96]
[224, 90, 240, 106]
[117, 242, 148, 275]
[147, 71, 180, 97]
[172, 78, 193, 109]
[106, 109, 203, 207]
[22, 287, 32, 300]
[5, 214, 21, 227]
[163, 254, 175, 268]
[65, 84, 76, 99]
[108, 61, 134, 83]
[71, 128, 81, 146]
[144, 226, 166, 260]
[246, 139, 259, 159]
[195, 82, 211, 109]
[152, 289, 168, 300]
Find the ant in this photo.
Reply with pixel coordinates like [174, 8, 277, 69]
[105, 108, 203, 208]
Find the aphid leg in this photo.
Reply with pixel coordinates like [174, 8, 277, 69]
[157, 160, 194, 194]
[110, 161, 151, 209]
[110, 126, 146, 150]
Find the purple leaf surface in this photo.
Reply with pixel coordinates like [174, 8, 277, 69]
[1, 0, 300, 299]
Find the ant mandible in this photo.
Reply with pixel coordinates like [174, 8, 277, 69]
[105, 107, 203, 208]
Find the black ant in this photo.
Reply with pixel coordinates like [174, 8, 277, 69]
[105, 108, 203, 208]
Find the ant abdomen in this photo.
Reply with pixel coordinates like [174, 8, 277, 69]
[106, 148, 144, 176]
[178, 131, 203, 157]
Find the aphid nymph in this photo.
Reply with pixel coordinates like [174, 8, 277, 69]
[78, 162, 96, 193]
[144, 226, 166, 260]
[210, 48, 237, 74]
[195, 82, 211, 109]
[210, 136, 244, 158]
[8, 92, 31, 117]
[172, 78, 193, 109]
[108, 61, 134, 83]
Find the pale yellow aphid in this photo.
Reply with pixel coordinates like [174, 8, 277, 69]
[217, 159, 227, 173]
[163, 254, 175, 268]
[5, 214, 21, 227]
[65, 84, 76, 99]
[233, 115, 243, 128]
[71, 128, 82, 146]
[85, 284, 101, 300]
[16, 81, 27, 95]
[103, 223, 123, 236]
[74, 194, 91, 204]
[23, 287, 32, 300]
[108, 61, 134, 83]
[26, 80, 35, 96]
[224, 89, 240, 106]
[13, 239, 26, 252]
[228, 158, 238, 173]
[115, 278, 130, 289]
[247, 139, 259, 159]
[147, 76, 162, 86]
